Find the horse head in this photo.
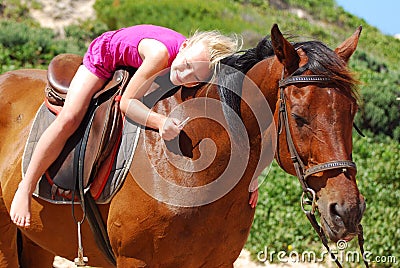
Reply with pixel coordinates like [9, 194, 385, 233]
[267, 24, 365, 242]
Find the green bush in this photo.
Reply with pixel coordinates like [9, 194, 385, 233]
[64, 19, 109, 52]
[350, 51, 400, 141]
[351, 135, 400, 265]
[94, 0, 251, 35]
[0, 19, 110, 73]
[0, 21, 54, 71]
[358, 82, 400, 141]
[0, 0, 33, 24]
[0, 20, 76, 72]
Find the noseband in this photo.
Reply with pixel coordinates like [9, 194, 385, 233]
[277, 70, 369, 268]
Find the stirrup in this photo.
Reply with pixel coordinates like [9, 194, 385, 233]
[74, 221, 89, 266]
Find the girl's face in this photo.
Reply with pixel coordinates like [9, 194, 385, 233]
[170, 41, 211, 87]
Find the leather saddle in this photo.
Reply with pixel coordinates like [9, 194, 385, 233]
[42, 53, 135, 197]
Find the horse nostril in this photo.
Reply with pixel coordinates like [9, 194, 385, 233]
[329, 203, 345, 227]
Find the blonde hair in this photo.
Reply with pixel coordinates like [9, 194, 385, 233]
[186, 30, 242, 82]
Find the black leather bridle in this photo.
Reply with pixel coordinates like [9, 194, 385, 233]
[277, 69, 369, 268]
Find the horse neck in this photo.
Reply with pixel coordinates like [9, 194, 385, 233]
[143, 87, 232, 187]
[239, 58, 282, 134]
[242, 58, 296, 174]
[244, 58, 281, 114]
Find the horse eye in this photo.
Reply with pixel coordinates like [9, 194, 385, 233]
[291, 113, 308, 127]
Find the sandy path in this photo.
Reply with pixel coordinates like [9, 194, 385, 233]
[29, 0, 96, 36]
[53, 249, 326, 268]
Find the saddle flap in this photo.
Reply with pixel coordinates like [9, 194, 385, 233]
[24, 103, 140, 204]
[83, 89, 122, 182]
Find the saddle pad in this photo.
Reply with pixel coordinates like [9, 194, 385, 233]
[22, 103, 141, 204]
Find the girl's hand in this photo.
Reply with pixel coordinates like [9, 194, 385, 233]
[249, 178, 259, 208]
[159, 117, 182, 141]
[249, 189, 258, 209]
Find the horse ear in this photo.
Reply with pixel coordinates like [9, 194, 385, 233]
[271, 24, 300, 74]
[335, 26, 362, 64]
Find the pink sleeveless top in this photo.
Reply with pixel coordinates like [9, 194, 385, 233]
[83, 25, 186, 79]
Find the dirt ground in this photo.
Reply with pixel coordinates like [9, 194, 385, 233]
[29, 0, 96, 36]
[53, 249, 326, 268]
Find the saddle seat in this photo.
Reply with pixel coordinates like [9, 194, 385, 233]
[45, 53, 127, 107]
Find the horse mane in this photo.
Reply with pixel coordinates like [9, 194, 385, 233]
[216, 36, 359, 140]
[216, 37, 274, 140]
[223, 36, 275, 74]
[291, 41, 359, 98]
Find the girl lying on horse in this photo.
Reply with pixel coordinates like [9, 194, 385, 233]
[10, 24, 258, 228]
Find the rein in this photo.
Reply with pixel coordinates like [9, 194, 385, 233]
[277, 70, 369, 268]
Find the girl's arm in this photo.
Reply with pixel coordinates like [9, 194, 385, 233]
[120, 39, 182, 140]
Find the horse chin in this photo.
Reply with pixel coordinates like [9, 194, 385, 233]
[320, 217, 338, 242]
[320, 215, 357, 243]
[316, 180, 366, 243]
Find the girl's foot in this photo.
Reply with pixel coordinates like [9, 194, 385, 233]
[10, 185, 32, 227]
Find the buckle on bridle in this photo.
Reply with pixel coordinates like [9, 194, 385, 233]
[300, 188, 317, 215]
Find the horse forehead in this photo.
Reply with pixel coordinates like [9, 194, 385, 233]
[289, 86, 355, 117]
[319, 87, 356, 110]
[294, 85, 351, 102]
[288, 86, 328, 104]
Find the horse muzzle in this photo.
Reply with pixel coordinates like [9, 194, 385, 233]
[319, 192, 366, 243]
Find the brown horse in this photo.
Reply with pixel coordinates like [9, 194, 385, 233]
[0, 24, 365, 267]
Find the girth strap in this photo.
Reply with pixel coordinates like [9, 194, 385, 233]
[73, 96, 117, 266]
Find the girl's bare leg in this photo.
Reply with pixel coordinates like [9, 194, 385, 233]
[10, 65, 106, 227]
